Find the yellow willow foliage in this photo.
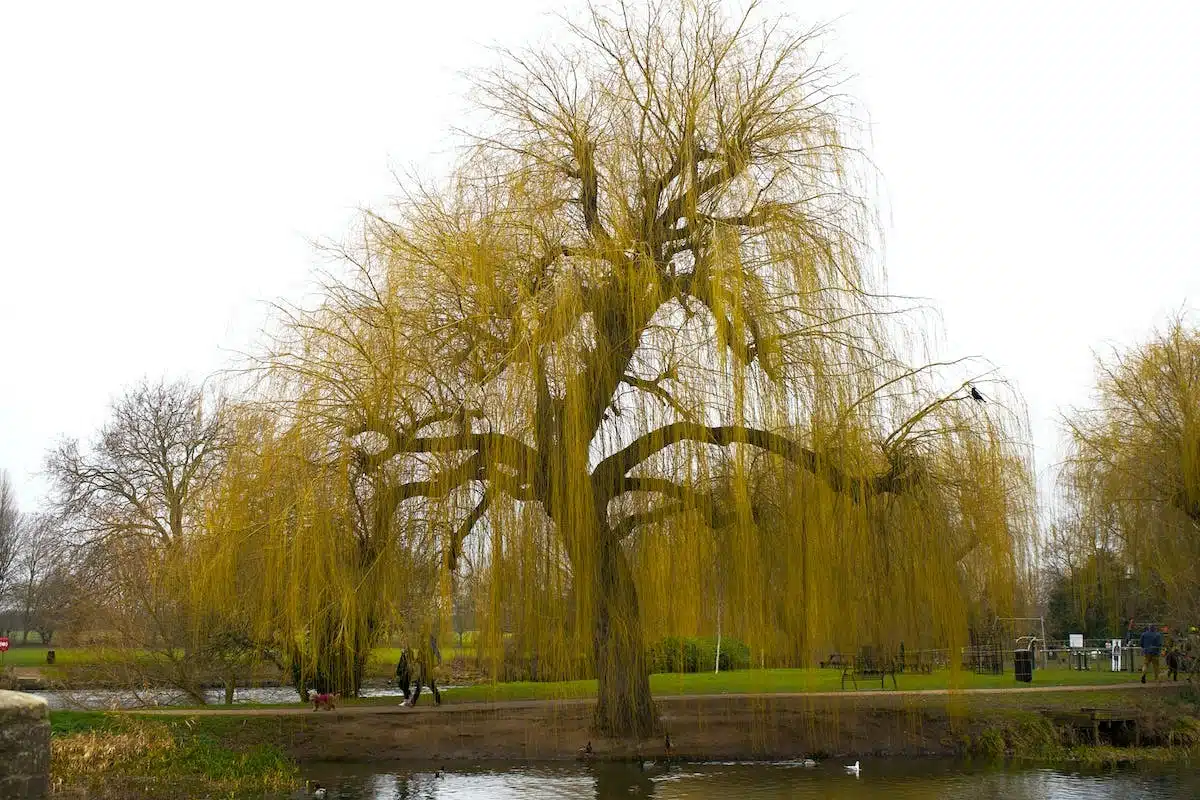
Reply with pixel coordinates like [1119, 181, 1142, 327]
[194, 0, 1034, 735]
[1061, 315, 1200, 623]
[187, 411, 434, 693]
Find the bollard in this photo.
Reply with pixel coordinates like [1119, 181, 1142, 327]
[0, 690, 50, 798]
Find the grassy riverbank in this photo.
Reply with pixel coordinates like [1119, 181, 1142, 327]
[956, 698, 1200, 764]
[155, 665, 1145, 710]
[50, 712, 297, 799]
[49, 685, 1200, 798]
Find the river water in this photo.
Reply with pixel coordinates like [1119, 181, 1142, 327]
[291, 760, 1200, 799]
[30, 684, 410, 710]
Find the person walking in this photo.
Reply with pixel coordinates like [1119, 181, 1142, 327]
[1140, 625, 1164, 683]
[1166, 641, 1181, 681]
[395, 648, 412, 703]
[408, 637, 442, 706]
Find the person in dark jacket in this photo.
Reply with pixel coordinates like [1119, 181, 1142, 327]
[408, 639, 442, 706]
[395, 648, 412, 703]
[1140, 625, 1164, 683]
[1166, 641, 1181, 681]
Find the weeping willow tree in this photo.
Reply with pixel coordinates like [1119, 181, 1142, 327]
[198, 0, 1033, 736]
[191, 406, 441, 699]
[1059, 316, 1200, 626]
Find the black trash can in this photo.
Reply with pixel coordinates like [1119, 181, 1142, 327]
[1015, 649, 1033, 682]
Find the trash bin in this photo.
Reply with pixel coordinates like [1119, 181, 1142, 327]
[46, 649, 56, 664]
[1015, 649, 1033, 682]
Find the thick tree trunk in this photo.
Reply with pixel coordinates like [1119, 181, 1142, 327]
[592, 533, 657, 738]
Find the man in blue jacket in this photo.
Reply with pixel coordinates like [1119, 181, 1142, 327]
[1140, 625, 1164, 683]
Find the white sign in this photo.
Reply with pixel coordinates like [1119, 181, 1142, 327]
[1069, 633, 1084, 649]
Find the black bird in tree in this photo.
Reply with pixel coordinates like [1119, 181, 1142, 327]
[969, 385, 986, 404]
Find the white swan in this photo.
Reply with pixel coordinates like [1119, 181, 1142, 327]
[801, 758, 817, 767]
[845, 760, 861, 776]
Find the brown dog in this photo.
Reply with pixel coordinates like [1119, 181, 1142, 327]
[309, 690, 339, 711]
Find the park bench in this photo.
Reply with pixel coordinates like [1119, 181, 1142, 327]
[841, 646, 898, 690]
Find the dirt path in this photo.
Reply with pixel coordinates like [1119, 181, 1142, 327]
[133, 680, 1176, 717]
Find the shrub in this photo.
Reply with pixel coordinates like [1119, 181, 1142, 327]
[647, 636, 751, 674]
[498, 638, 591, 682]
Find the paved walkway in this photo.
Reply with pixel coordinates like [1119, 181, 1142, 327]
[134, 681, 1180, 717]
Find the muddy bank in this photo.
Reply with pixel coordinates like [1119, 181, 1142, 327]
[205, 686, 1195, 762]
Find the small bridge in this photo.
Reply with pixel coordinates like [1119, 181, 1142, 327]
[1051, 707, 1140, 746]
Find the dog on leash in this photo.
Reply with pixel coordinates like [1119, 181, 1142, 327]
[309, 690, 339, 711]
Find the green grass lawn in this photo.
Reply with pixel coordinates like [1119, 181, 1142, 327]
[141, 664, 1145, 712]
[369, 644, 477, 667]
[0, 645, 100, 669]
[441, 664, 1143, 703]
[297, 663, 1143, 710]
[91, 661, 1150, 714]
[12, 641, 1145, 707]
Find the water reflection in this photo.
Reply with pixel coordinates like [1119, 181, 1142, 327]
[295, 760, 1200, 799]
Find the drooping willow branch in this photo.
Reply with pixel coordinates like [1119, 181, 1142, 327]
[593, 422, 910, 505]
[610, 475, 733, 540]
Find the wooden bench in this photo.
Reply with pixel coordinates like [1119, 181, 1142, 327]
[841, 647, 898, 690]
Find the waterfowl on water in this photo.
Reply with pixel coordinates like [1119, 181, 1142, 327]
[801, 758, 817, 767]
[845, 760, 861, 776]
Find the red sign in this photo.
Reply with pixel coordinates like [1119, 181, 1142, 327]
[0, 638, 8, 653]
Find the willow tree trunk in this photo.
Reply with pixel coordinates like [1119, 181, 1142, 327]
[290, 616, 374, 700]
[592, 532, 657, 737]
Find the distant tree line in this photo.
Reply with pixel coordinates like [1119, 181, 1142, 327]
[1045, 315, 1200, 640]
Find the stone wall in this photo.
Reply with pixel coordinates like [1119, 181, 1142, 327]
[0, 690, 50, 799]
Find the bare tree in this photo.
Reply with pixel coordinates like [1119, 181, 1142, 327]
[46, 379, 225, 549]
[0, 470, 19, 594]
[14, 514, 63, 643]
[45, 378, 229, 701]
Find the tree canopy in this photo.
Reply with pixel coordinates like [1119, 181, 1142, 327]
[189, 0, 1035, 735]
[1059, 315, 1200, 626]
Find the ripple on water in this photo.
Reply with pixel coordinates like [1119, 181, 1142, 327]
[292, 760, 1200, 800]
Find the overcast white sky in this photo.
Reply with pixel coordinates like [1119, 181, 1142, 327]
[2, 1, 1198, 511]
